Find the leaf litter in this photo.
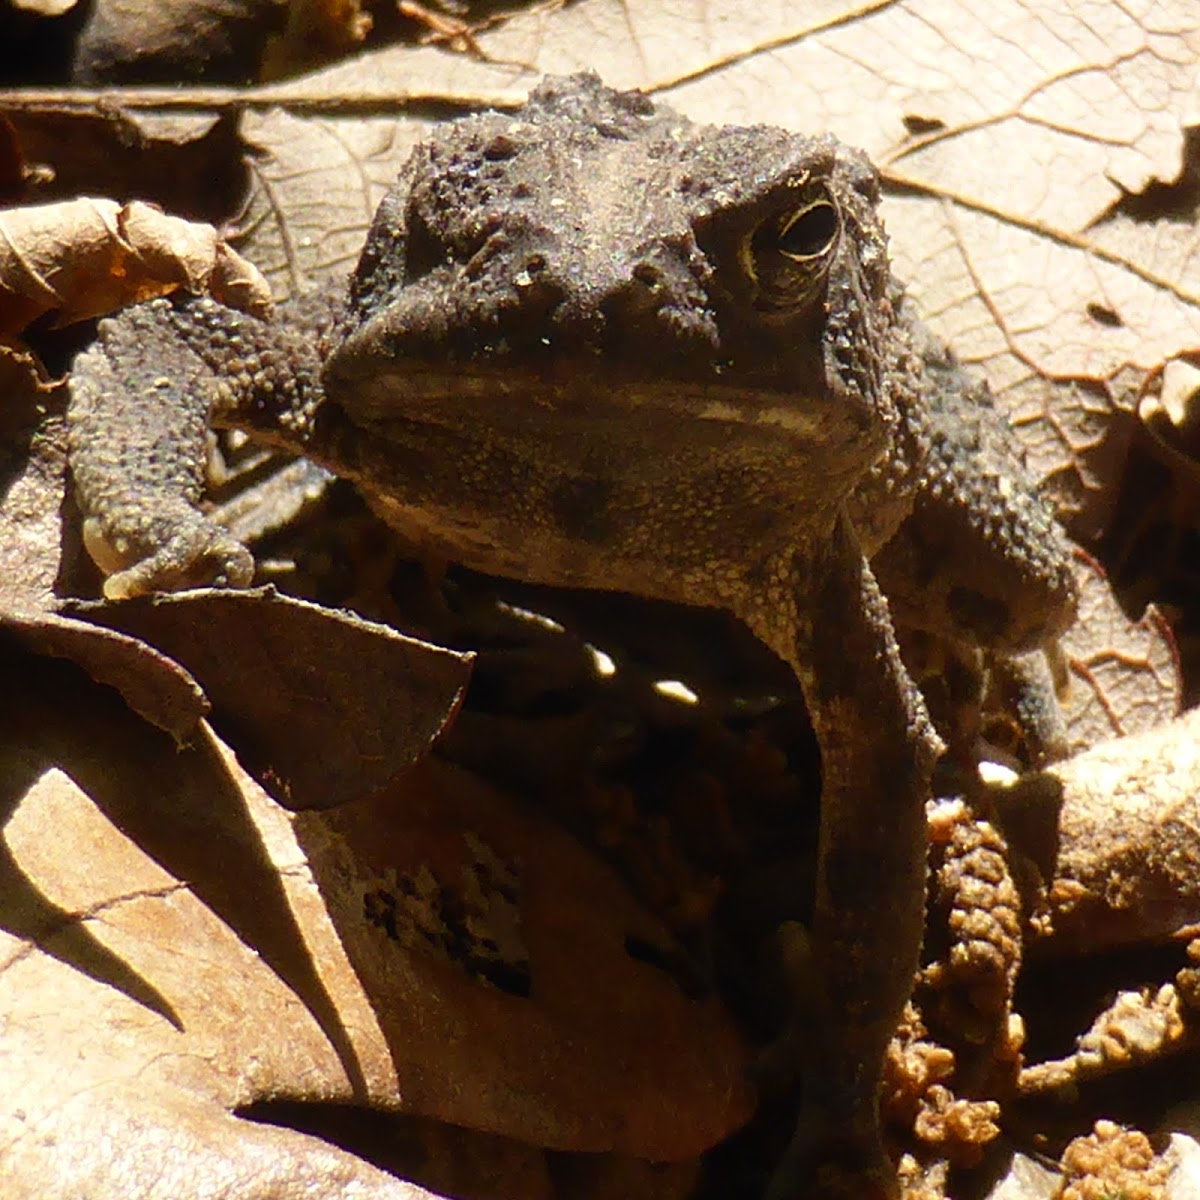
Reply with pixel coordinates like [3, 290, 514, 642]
[2, 2, 1200, 1196]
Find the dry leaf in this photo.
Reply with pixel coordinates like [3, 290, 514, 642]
[1142, 356, 1200, 469]
[261, 0, 373, 81]
[1165, 1134, 1200, 1200]
[0, 653, 751, 1198]
[0, 717, 447, 1198]
[72, 0, 286, 84]
[5, 610, 210, 740]
[239, 109, 435, 300]
[0, 197, 271, 333]
[1, 105, 245, 221]
[984, 1151, 1061, 1200]
[1060, 549, 1182, 752]
[295, 761, 755, 1157]
[0, 648, 393, 1093]
[997, 707, 1200, 958]
[982, 1136, 1200, 1200]
[71, 588, 473, 810]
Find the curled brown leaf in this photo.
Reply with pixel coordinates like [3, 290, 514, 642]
[0, 197, 271, 333]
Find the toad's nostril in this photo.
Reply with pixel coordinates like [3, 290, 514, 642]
[633, 261, 662, 288]
[521, 253, 548, 276]
[508, 268, 570, 325]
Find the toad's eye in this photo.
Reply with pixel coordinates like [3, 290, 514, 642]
[746, 192, 841, 308]
[774, 200, 839, 261]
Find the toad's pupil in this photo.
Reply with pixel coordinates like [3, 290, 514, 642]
[777, 201, 839, 260]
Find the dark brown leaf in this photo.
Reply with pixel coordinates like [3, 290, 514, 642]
[2, 104, 245, 221]
[72, 0, 285, 84]
[5, 610, 209, 740]
[295, 759, 755, 1158]
[71, 587, 472, 809]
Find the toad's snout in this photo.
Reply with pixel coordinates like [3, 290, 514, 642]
[491, 229, 721, 362]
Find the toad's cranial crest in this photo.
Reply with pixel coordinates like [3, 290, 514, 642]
[67, 73, 1077, 1198]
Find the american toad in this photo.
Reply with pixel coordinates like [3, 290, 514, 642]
[67, 74, 1077, 1197]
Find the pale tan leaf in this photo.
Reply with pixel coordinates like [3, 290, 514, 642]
[1, 1077, 450, 1200]
[0, 198, 271, 332]
[998, 708, 1200, 958]
[1141, 354, 1200, 471]
[885, 196, 1199, 383]
[252, 40, 524, 107]
[0, 706, 404, 1197]
[983, 1151, 1062, 1200]
[238, 109, 435, 300]
[1003, 368, 1142, 544]
[1059, 550, 1182, 751]
[463, 0, 854, 94]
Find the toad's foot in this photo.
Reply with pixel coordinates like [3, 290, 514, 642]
[69, 295, 325, 597]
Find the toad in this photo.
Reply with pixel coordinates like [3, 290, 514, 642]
[67, 73, 1077, 1197]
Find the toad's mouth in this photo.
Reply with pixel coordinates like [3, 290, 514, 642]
[289, 357, 893, 542]
[325, 352, 886, 459]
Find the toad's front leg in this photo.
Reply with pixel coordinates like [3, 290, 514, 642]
[69, 295, 329, 598]
[755, 514, 941, 1200]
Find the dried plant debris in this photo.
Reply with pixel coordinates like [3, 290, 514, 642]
[885, 1003, 1003, 1169]
[1058, 1122, 1172, 1200]
[920, 799, 1025, 1092]
[864, 709, 1200, 1189]
[1019, 986, 1193, 1097]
